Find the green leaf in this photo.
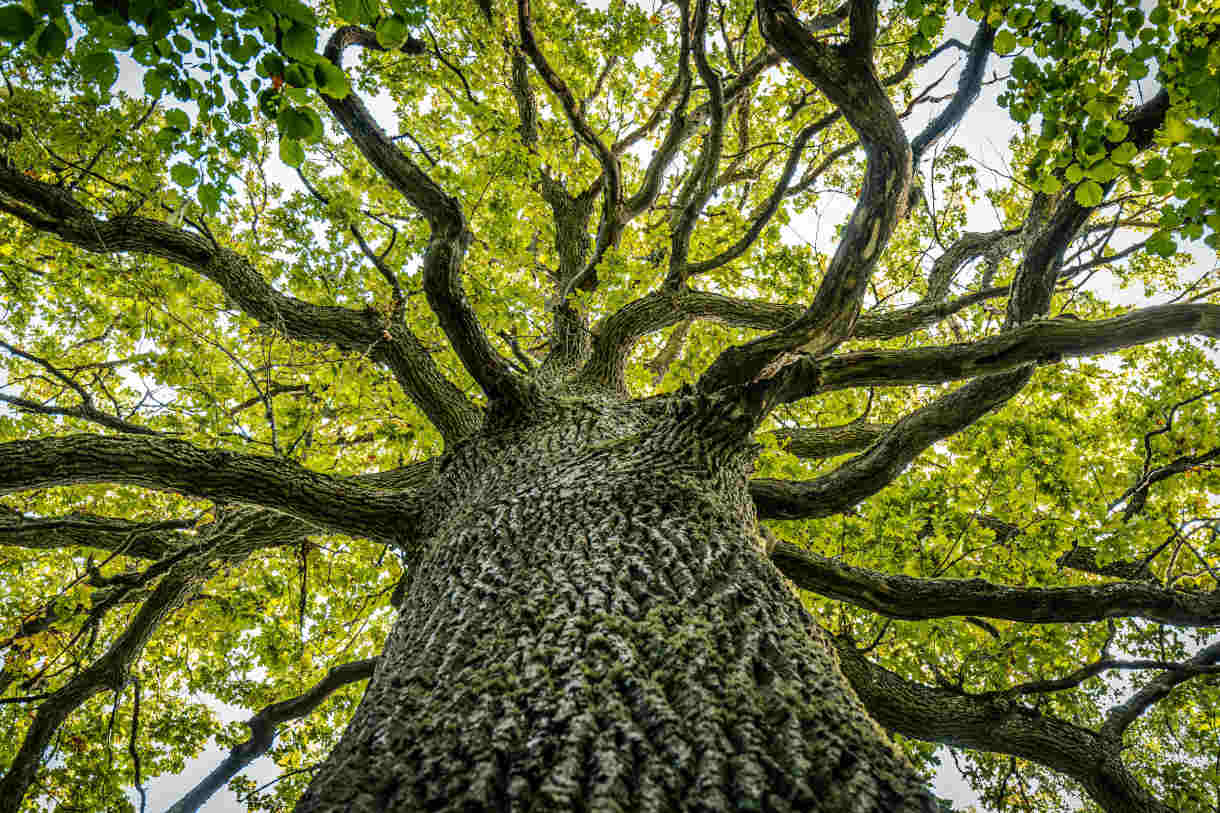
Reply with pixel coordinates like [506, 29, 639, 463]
[1162, 115, 1189, 143]
[994, 30, 1017, 55]
[284, 62, 313, 88]
[78, 51, 119, 89]
[170, 163, 199, 187]
[0, 5, 35, 42]
[277, 106, 317, 141]
[165, 109, 191, 131]
[279, 137, 305, 167]
[1064, 163, 1084, 184]
[258, 88, 282, 119]
[314, 59, 350, 99]
[1085, 160, 1117, 183]
[281, 21, 317, 63]
[34, 21, 66, 58]
[198, 182, 221, 214]
[376, 14, 408, 49]
[336, 0, 379, 24]
[1142, 156, 1169, 180]
[904, 0, 923, 17]
[1074, 180, 1104, 207]
[1147, 232, 1177, 257]
[1040, 175, 1062, 195]
[1105, 121, 1129, 142]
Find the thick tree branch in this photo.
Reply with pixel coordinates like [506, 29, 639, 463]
[909, 22, 996, 162]
[676, 113, 832, 280]
[752, 367, 1032, 519]
[664, 0, 727, 287]
[0, 509, 304, 813]
[770, 420, 889, 459]
[699, 0, 914, 390]
[517, 0, 624, 299]
[0, 513, 193, 559]
[165, 657, 377, 813]
[0, 435, 414, 544]
[1102, 639, 1220, 743]
[831, 635, 1174, 813]
[770, 539, 1220, 626]
[760, 303, 1220, 409]
[579, 281, 1007, 391]
[0, 162, 480, 445]
[749, 301, 1220, 519]
[323, 27, 532, 414]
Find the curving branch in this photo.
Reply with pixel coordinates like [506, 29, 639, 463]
[165, 657, 378, 813]
[698, 0, 914, 391]
[830, 635, 1174, 813]
[925, 229, 1019, 303]
[506, 43, 596, 379]
[675, 113, 833, 281]
[751, 367, 1032, 519]
[760, 304, 1220, 412]
[517, 0, 624, 299]
[770, 539, 1220, 626]
[579, 279, 1008, 390]
[1102, 639, 1220, 743]
[1112, 444, 1220, 521]
[0, 513, 193, 559]
[322, 27, 533, 415]
[909, 21, 996, 163]
[0, 435, 416, 544]
[770, 420, 889, 459]
[0, 339, 160, 435]
[0, 161, 480, 445]
[664, 0, 727, 287]
[749, 300, 1220, 520]
[0, 509, 306, 813]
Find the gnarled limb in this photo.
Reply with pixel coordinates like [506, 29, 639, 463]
[0, 513, 193, 559]
[517, 0, 623, 299]
[322, 27, 533, 415]
[909, 21, 996, 162]
[579, 280, 1008, 390]
[0, 434, 416, 544]
[673, 113, 832, 281]
[505, 44, 595, 380]
[760, 303, 1220, 409]
[699, 0, 914, 390]
[1102, 639, 1220, 744]
[752, 367, 1032, 519]
[749, 299, 1220, 520]
[0, 162, 481, 445]
[770, 420, 889, 459]
[830, 634, 1174, 813]
[166, 657, 378, 813]
[770, 539, 1220, 626]
[0, 509, 308, 813]
[664, 0, 727, 287]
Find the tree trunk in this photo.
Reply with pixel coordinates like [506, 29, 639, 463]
[297, 399, 935, 812]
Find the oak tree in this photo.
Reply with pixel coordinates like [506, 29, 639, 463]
[1, 0, 1219, 811]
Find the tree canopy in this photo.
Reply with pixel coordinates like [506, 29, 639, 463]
[0, 0, 1219, 810]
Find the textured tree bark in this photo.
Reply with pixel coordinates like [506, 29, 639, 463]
[296, 401, 935, 812]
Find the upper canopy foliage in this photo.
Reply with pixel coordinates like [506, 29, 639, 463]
[0, 0, 1218, 810]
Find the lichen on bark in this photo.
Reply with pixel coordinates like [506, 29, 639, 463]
[296, 397, 936, 812]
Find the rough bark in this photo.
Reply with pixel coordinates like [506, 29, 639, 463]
[296, 399, 937, 812]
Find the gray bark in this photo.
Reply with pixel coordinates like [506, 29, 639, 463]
[296, 399, 936, 812]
